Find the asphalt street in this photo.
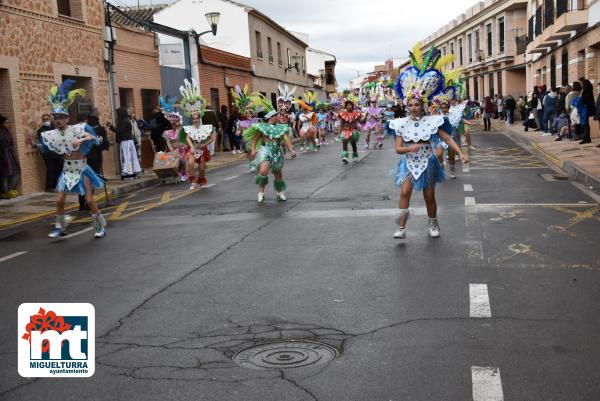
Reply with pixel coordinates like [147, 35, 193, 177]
[1, 131, 600, 401]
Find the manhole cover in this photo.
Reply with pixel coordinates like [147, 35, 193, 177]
[233, 341, 338, 370]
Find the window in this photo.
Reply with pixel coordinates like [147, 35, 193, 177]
[57, 0, 71, 16]
[498, 17, 505, 53]
[287, 48, 291, 68]
[561, 50, 568, 86]
[450, 42, 455, 69]
[295, 53, 300, 74]
[255, 31, 263, 59]
[302, 55, 306, 75]
[475, 30, 480, 60]
[486, 23, 492, 57]
[465, 77, 470, 98]
[458, 38, 463, 65]
[474, 77, 479, 99]
[489, 73, 494, 97]
[497, 72, 502, 96]
[467, 33, 473, 62]
[267, 37, 273, 63]
[277, 42, 282, 67]
[442, 46, 447, 56]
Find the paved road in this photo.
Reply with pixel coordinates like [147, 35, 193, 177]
[1, 131, 600, 401]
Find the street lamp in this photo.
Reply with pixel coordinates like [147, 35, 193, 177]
[205, 12, 220, 36]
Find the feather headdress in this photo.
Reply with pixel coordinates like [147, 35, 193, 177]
[277, 84, 297, 103]
[298, 90, 318, 112]
[431, 68, 464, 106]
[179, 78, 207, 117]
[231, 84, 253, 112]
[249, 92, 277, 120]
[394, 42, 448, 104]
[47, 79, 85, 115]
[159, 96, 182, 124]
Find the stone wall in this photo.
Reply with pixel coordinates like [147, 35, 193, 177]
[0, 0, 112, 194]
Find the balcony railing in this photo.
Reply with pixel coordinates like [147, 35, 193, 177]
[544, 0, 554, 28]
[535, 6, 542, 36]
[256, 50, 263, 60]
[268, 55, 274, 63]
[278, 58, 283, 67]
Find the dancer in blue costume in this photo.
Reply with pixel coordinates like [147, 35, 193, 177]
[40, 80, 107, 238]
[244, 93, 297, 204]
[390, 43, 469, 239]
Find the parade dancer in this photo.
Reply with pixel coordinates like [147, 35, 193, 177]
[245, 93, 296, 203]
[179, 79, 214, 190]
[337, 97, 363, 163]
[362, 97, 384, 149]
[390, 43, 469, 239]
[160, 96, 188, 182]
[276, 83, 296, 125]
[231, 84, 259, 171]
[446, 99, 476, 178]
[298, 91, 319, 152]
[40, 80, 107, 239]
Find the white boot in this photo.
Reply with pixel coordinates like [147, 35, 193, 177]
[394, 209, 409, 239]
[257, 192, 265, 204]
[428, 218, 440, 238]
[277, 192, 287, 202]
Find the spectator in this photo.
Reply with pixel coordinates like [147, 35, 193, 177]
[526, 92, 540, 131]
[228, 108, 243, 154]
[202, 106, 220, 156]
[595, 81, 600, 148]
[0, 114, 21, 199]
[517, 96, 527, 120]
[578, 77, 595, 144]
[541, 87, 558, 135]
[108, 107, 142, 179]
[129, 110, 143, 166]
[497, 95, 505, 121]
[533, 86, 543, 130]
[482, 96, 494, 131]
[36, 113, 62, 192]
[149, 107, 169, 152]
[219, 105, 231, 152]
[504, 95, 516, 125]
[78, 112, 108, 211]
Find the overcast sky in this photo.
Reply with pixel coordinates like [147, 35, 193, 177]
[110, 0, 479, 88]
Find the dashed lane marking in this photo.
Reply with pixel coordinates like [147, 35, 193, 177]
[464, 184, 474, 192]
[465, 197, 476, 206]
[223, 175, 239, 181]
[472, 366, 504, 401]
[0, 251, 28, 263]
[470, 284, 492, 318]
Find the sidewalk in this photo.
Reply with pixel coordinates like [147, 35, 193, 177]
[0, 151, 246, 229]
[492, 120, 600, 190]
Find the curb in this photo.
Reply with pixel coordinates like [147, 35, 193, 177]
[506, 131, 600, 191]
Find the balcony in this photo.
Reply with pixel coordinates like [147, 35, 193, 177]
[526, 2, 588, 55]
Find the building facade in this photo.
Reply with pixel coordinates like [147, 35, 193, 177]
[421, 0, 529, 103]
[526, 0, 600, 93]
[0, 0, 112, 195]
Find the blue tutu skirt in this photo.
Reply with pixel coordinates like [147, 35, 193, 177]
[395, 155, 445, 190]
[56, 165, 104, 195]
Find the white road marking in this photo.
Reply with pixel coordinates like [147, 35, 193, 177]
[464, 184, 474, 192]
[470, 284, 492, 318]
[223, 175, 239, 181]
[202, 184, 216, 189]
[0, 251, 28, 263]
[465, 197, 476, 206]
[472, 366, 504, 401]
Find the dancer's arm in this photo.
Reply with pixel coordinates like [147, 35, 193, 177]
[395, 137, 420, 155]
[438, 128, 469, 163]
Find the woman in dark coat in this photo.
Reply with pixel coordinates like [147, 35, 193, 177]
[0, 114, 21, 198]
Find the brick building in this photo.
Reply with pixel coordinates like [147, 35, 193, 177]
[0, 0, 112, 195]
[197, 44, 253, 115]
[113, 24, 161, 123]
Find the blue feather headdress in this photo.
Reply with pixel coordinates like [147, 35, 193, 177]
[159, 95, 182, 123]
[47, 79, 86, 115]
[395, 43, 455, 105]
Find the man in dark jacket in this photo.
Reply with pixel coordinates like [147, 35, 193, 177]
[149, 107, 169, 152]
[504, 95, 516, 125]
[78, 112, 109, 210]
[595, 82, 600, 148]
[36, 113, 62, 191]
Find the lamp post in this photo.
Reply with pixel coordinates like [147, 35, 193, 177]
[189, 12, 221, 96]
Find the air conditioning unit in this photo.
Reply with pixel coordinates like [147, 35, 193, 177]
[224, 76, 230, 86]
